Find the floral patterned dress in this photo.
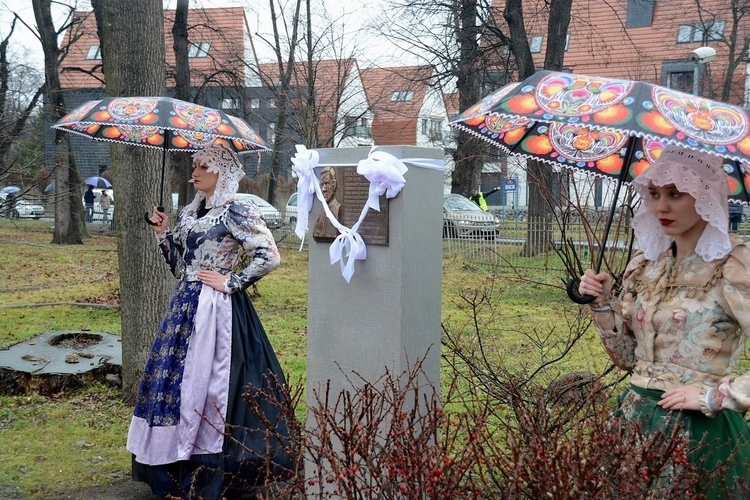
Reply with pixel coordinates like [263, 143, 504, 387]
[126, 199, 291, 498]
[593, 234, 750, 496]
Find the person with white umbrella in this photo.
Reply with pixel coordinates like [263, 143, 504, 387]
[99, 189, 111, 224]
[83, 185, 95, 222]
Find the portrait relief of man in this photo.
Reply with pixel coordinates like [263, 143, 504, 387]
[312, 166, 342, 242]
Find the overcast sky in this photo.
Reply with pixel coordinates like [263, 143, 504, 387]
[0, 0, 414, 70]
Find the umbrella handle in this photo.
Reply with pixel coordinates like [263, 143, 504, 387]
[565, 278, 597, 304]
[144, 206, 165, 226]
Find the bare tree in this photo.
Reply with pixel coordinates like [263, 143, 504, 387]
[248, 0, 373, 199]
[693, 0, 750, 102]
[264, 0, 303, 206]
[373, 0, 492, 196]
[93, 0, 173, 403]
[0, 16, 44, 180]
[504, 0, 572, 257]
[32, 0, 85, 245]
[171, 0, 193, 210]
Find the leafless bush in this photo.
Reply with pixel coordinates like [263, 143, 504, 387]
[190, 283, 728, 498]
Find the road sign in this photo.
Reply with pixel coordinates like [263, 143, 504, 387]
[504, 178, 517, 192]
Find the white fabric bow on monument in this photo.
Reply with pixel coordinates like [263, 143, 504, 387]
[291, 145, 441, 282]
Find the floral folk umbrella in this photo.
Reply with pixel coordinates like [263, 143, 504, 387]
[53, 96, 269, 218]
[450, 70, 750, 302]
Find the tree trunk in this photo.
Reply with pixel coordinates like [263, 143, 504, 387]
[505, 0, 572, 257]
[267, 0, 302, 206]
[33, 0, 84, 245]
[451, 0, 484, 196]
[0, 18, 44, 174]
[172, 0, 193, 210]
[95, 0, 171, 403]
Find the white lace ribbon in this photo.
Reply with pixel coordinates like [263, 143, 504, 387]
[291, 145, 318, 240]
[357, 148, 408, 212]
[290, 145, 443, 282]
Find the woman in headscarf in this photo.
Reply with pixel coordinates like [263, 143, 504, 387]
[579, 145, 750, 497]
[127, 143, 292, 498]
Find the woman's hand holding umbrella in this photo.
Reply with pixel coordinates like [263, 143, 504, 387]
[148, 206, 169, 234]
[578, 269, 612, 301]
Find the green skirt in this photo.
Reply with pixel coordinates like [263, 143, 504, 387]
[614, 384, 750, 498]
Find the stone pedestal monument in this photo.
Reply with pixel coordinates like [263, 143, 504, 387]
[304, 146, 444, 493]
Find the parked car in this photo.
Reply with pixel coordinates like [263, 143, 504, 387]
[443, 193, 500, 239]
[2, 198, 44, 219]
[234, 193, 282, 229]
[285, 192, 298, 227]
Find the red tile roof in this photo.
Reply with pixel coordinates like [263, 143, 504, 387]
[59, 7, 247, 89]
[360, 66, 433, 145]
[257, 58, 358, 147]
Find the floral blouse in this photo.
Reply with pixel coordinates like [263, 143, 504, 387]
[158, 199, 280, 293]
[593, 234, 750, 416]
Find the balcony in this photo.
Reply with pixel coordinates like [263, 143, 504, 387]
[343, 125, 372, 138]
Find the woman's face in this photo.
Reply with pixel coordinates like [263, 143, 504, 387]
[191, 160, 218, 195]
[647, 182, 708, 240]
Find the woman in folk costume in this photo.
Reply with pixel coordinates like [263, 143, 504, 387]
[127, 143, 292, 498]
[579, 145, 750, 496]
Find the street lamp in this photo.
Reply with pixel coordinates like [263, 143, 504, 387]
[689, 46, 717, 96]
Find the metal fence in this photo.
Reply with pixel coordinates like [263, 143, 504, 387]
[272, 213, 750, 275]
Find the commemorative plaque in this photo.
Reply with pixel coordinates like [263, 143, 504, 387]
[311, 166, 389, 245]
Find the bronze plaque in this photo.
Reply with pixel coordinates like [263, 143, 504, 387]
[340, 167, 389, 246]
[311, 166, 389, 245]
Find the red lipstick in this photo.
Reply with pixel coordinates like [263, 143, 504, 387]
[659, 218, 674, 226]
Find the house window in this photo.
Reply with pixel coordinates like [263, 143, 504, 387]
[85, 45, 102, 60]
[429, 119, 442, 141]
[662, 61, 697, 95]
[677, 21, 726, 43]
[267, 99, 277, 108]
[530, 35, 543, 54]
[667, 71, 694, 93]
[188, 42, 211, 58]
[267, 123, 275, 142]
[344, 116, 371, 138]
[564, 34, 571, 51]
[626, 0, 655, 28]
[250, 98, 260, 109]
[220, 98, 239, 110]
[391, 90, 414, 102]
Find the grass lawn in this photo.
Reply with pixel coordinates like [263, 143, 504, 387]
[0, 219, 622, 497]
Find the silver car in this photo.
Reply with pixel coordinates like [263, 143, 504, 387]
[234, 193, 282, 229]
[285, 192, 298, 227]
[1, 195, 44, 220]
[443, 194, 500, 239]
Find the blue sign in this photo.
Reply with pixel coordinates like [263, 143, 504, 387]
[504, 178, 517, 192]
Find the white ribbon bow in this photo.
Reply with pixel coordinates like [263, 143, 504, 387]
[357, 148, 408, 212]
[290, 146, 431, 283]
[329, 229, 367, 283]
[291, 145, 318, 240]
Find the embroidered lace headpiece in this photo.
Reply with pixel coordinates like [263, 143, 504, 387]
[631, 144, 730, 261]
[191, 142, 245, 208]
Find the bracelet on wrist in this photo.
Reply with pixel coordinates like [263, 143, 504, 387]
[588, 299, 612, 313]
[705, 387, 718, 414]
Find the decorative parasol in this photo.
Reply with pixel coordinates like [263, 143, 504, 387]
[450, 70, 750, 302]
[53, 96, 269, 223]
